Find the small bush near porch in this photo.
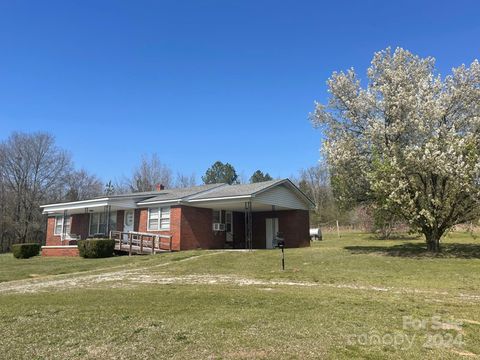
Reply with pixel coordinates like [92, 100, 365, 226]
[77, 239, 115, 258]
[11, 243, 40, 259]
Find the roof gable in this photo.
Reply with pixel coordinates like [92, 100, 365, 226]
[255, 183, 310, 210]
[186, 179, 314, 209]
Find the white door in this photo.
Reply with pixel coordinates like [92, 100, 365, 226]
[123, 210, 134, 241]
[265, 218, 279, 249]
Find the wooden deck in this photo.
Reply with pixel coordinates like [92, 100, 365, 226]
[110, 231, 173, 255]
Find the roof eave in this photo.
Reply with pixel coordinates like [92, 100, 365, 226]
[136, 199, 183, 206]
[187, 195, 252, 202]
[40, 197, 110, 208]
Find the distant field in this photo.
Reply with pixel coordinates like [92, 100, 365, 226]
[0, 232, 479, 359]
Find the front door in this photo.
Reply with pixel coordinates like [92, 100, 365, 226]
[265, 218, 279, 249]
[124, 210, 134, 239]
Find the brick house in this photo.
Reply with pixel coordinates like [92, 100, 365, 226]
[40, 179, 314, 256]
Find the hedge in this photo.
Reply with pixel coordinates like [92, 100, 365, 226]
[12, 243, 41, 259]
[77, 239, 115, 258]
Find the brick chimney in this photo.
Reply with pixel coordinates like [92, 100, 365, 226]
[155, 183, 165, 191]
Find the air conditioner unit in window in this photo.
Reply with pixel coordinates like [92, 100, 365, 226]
[212, 223, 225, 231]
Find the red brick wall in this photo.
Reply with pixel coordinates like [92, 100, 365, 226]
[41, 247, 79, 257]
[251, 210, 310, 249]
[180, 206, 221, 250]
[137, 206, 182, 250]
[135, 206, 309, 250]
[71, 214, 89, 240]
[137, 208, 147, 232]
[136, 205, 226, 250]
[46, 212, 121, 245]
[45, 207, 309, 252]
[45, 216, 61, 246]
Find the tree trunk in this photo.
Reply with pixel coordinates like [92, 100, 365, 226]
[425, 229, 442, 253]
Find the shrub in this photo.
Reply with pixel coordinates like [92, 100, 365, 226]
[77, 239, 115, 258]
[12, 243, 41, 259]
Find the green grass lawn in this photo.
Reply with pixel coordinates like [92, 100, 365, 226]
[1, 232, 479, 359]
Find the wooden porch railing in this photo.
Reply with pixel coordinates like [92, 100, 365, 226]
[109, 230, 173, 255]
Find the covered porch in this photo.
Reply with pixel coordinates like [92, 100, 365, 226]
[186, 198, 310, 250]
[41, 198, 141, 256]
[42, 199, 137, 245]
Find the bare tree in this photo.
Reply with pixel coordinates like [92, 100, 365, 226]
[175, 172, 196, 188]
[64, 169, 103, 201]
[299, 162, 331, 212]
[0, 132, 72, 245]
[127, 153, 173, 192]
[298, 162, 339, 226]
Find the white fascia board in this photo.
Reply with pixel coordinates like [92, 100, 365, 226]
[40, 198, 109, 208]
[187, 195, 252, 202]
[41, 197, 139, 214]
[42, 201, 110, 214]
[136, 199, 182, 206]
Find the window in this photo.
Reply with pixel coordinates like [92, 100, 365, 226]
[148, 207, 170, 231]
[89, 213, 100, 235]
[89, 212, 117, 236]
[109, 212, 117, 231]
[213, 210, 222, 223]
[54, 215, 71, 235]
[64, 217, 71, 235]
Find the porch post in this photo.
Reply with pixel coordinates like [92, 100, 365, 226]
[106, 205, 111, 237]
[85, 208, 89, 239]
[244, 201, 252, 251]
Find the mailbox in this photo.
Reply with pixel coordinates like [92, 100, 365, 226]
[275, 232, 285, 248]
[275, 232, 286, 271]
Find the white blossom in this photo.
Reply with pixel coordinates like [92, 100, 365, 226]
[312, 48, 480, 251]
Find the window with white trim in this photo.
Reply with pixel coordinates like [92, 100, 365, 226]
[213, 210, 222, 223]
[54, 215, 71, 235]
[148, 207, 170, 231]
[89, 212, 117, 236]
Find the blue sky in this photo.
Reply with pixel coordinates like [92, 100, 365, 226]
[0, 0, 479, 184]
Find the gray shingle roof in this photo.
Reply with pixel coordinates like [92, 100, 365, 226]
[136, 183, 225, 204]
[41, 179, 314, 209]
[187, 179, 284, 200]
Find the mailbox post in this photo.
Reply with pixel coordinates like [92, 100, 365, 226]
[276, 232, 285, 271]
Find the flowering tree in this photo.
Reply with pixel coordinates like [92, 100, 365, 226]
[312, 48, 480, 252]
